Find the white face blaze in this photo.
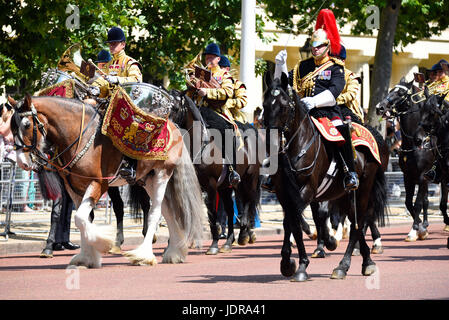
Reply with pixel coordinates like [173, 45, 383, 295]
[14, 116, 45, 171]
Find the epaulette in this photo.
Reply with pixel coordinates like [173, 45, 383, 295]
[330, 57, 345, 67]
[126, 57, 142, 71]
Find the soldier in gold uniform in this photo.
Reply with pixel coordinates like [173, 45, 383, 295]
[89, 27, 143, 183]
[195, 43, 241, 186]
[331, 45, 364, 122]
[218, 55, 248, 123]
[90, 27, 142, 98]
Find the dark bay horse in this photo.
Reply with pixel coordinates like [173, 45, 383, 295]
[263, 74, 387, 281]
[169, 91, 261, 254]
[418, 92, 449, 233]
[9, 94, 204, 268]
[376, 79, 449, 239]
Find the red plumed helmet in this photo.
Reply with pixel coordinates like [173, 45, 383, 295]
[314, 9, 341, 56]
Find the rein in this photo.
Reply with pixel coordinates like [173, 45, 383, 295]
[273, 88, 321, 176]
[15, 100, 117, 180]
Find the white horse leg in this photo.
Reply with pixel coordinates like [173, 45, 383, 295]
[161, 199, 188, 263]
[69, 188, 115, 268]
[123, 169, 170, 266]
[334, 222, 344, 242]
[405, 227, 418, 242]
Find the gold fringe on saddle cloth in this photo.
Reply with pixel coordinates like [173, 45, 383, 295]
[37, 79, 76, 98]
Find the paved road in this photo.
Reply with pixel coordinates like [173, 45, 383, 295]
[1, 223, 448, 305]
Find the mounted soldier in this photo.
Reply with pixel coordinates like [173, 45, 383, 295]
[186, 43, 241, 186]
[89, 26, 143, 183]
[272, 9, 358, 191]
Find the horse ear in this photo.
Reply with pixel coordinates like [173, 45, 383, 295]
[23, 93, 32, 111]
[7, 95, 17, 107]
[280, 72, 289, 91]
[264, 72, 272, 88]
[400, 76, 406, 84]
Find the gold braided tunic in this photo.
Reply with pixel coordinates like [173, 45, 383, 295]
[228, 78, 248, 123]
[92, 50, 142, 97]
[337, 68, 364, 122]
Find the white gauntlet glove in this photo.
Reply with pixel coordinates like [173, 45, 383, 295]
[301, 97, 315, 110]
[274, 49, 288, 79]
[301, 90, 336, 111]
[104, 75, 119, 85]
[88, 86, 100, 97]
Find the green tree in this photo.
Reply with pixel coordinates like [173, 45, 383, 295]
[262, 0, 449, 129]
[0, 0, 269, 96]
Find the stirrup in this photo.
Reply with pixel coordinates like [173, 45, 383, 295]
[228, 166, 241, 187]
[344, 172, 359, 191]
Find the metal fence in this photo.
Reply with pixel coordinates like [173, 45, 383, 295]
[1, 157, 444, 241]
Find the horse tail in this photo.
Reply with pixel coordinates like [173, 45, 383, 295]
[128, 185, 148, 222]
[370, 164, 389, 228]
[164, 143, 204, 247]
[36, 169, 62, 201]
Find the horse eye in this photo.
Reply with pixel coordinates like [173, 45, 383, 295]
[22, 118, 31, 129]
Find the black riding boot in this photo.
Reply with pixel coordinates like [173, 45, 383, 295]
[336, 124, 359, 191]
[118, 156, 137, 185]
[424, 161, 441, 184]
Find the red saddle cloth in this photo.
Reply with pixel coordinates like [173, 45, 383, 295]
[37, 79, 76, 98]
[311, 117, 381, 165]
[101, 87, 172, 160]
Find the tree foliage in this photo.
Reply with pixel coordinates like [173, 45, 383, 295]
[0, 0, 268, 96]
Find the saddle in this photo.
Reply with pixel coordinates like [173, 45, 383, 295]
[311, 117, 382, 165]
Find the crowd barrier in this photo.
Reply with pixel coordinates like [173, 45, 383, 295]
[1, 157, 444, 242]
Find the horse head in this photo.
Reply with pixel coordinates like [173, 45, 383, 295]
[376, 77, 414, 118]
[419, 93, 448, 135]
[9, 94, 48, 172]
[262, 72, 299, 132]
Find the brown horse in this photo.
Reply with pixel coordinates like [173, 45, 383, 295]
[263, 74, 387, 281]
[169, 90, 261, 254]
[8, 94, 204, 268]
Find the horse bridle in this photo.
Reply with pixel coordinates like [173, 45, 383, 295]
[269, 86, 321, 176]
[13, 101, 99, 172]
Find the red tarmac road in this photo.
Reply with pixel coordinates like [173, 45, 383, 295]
[0, 223, 448, 301]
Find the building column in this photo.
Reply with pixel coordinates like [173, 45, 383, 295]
[240, 0, 256, 118]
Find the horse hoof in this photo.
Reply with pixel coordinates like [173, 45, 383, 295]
[311, 249, 325, 258]
[109, 246, 122, 255]
[219, 245, 232, 253]
[325, 238, 338, 251]
[238, 236, 249, 246]
[330, 269, 346, 280]
[405, 235, 417, 242]
[206, 247, 219, 255]
[443, 225, 449, 233]
[291, 271, 309, 282]
[418, 231, 428, 240]
[371, 245, 384, 254]
[40, 248, 53, 258]
[352, 248, 361, 256]
[308, 230, 317, 240]
[362, 264, 377, 276]
[249, 232, 257, 244]
[280, 259, 296, 277]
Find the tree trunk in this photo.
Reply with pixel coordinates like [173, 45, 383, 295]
[366, 0, 402, 133]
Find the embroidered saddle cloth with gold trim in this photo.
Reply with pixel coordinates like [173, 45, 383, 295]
[101, 87, 172, 160]
[311, 117, 381, 164]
